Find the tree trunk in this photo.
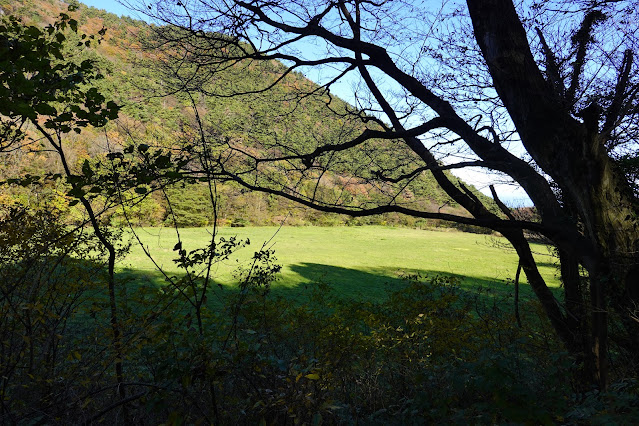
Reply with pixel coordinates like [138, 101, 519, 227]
[467, 0, 639, 388]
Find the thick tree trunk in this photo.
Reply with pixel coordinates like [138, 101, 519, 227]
[467, 0, 639, 389]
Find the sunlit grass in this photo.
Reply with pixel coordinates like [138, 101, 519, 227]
[116, 225, 559, 303]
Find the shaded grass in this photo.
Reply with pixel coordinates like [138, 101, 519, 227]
[116, 226, 560, 304]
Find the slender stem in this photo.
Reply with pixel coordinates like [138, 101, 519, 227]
[514, 261, 522, 328]
[32, 122, 125, 399]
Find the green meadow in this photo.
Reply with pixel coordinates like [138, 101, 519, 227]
[117, 225, 559, 302]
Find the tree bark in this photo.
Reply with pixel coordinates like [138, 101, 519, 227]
[467, 0, 639, 389]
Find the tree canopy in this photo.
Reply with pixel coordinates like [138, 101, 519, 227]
[136, 0, 639, 389]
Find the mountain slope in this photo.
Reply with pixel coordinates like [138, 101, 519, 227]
[0, 0, 497, 229]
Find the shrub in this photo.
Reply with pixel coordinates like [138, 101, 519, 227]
[123, 274, 583, 424]
[0, 206, 123, 423]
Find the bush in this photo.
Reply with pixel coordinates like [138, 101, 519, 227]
[121, 274, 583, 424]
[0, 206, 123, 423]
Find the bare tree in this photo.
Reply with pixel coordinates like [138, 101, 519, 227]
[135, 0, 639, 389]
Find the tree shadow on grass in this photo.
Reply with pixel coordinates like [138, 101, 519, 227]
[534, 260, 560, 269]
[283, 262, 544, 306]
[116, 267, 235, 311]
[116, 267, 166, 289]
[114, 261, 556, 315]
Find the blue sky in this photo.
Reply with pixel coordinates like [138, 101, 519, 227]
[79, 1, 139, 18]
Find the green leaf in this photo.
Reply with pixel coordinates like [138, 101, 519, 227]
[82, 160, 93, 178]
[34, 103, 57, 116]
[56, 111, 73, 122]
[67, 186, 86, 198]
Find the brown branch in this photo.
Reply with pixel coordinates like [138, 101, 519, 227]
[32, 121, 126, 400]
[82, 391, 146, 425]
[459, 181, 483, 207]
[535, 27, 565, 99]
[490, 185, 524, 328]
[514, 260, 522, 328]
[489, 184, 516, 221]
[603, 49, 634, 135]
[375, 161, 489, 183]
[218, 167, 552, 235]
[253, 117, 449, 166]
[193, 0, 567, 244]
[567, 10, 607, 106]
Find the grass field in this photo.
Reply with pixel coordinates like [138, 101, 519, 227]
[116, 226, 560, 303]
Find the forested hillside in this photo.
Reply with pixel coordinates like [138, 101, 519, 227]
[0, 0, 494, 229]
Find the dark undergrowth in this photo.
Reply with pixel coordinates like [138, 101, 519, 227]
[2, 208, 638, 424]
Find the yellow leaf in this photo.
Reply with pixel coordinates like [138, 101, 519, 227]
[305, 373, 319, 380]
